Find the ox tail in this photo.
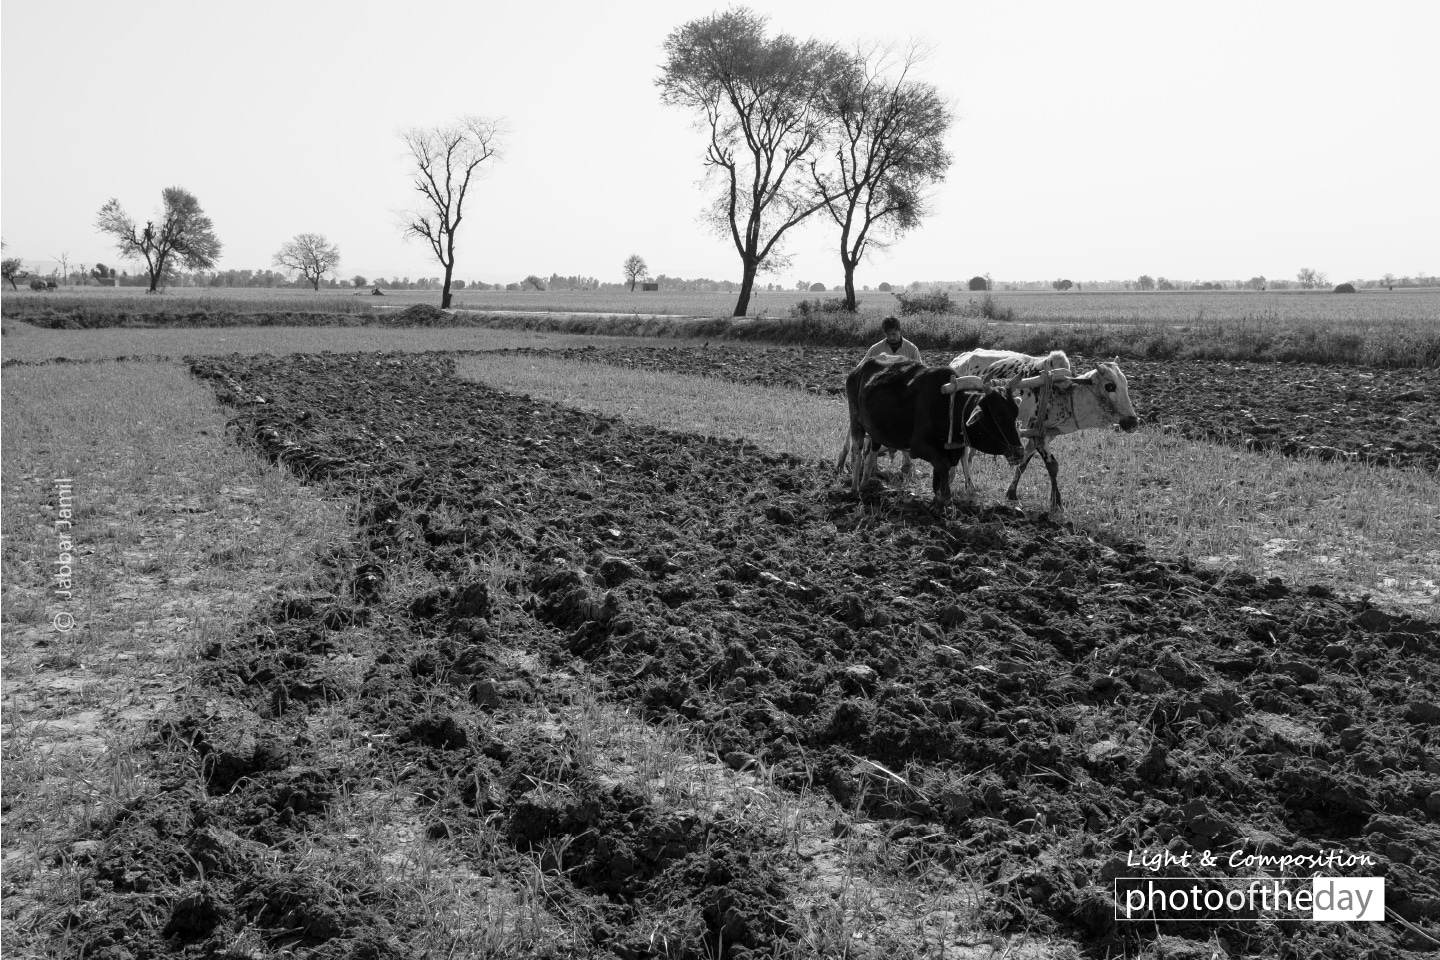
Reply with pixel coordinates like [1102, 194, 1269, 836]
[834, 435, 852, 475]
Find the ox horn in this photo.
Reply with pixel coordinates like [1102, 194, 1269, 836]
[941, 374, 985, 395]
[1005, 371, 1024, 395]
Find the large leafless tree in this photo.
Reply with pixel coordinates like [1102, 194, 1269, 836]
[812, 45, 953, 311]
[273, 233, 342, 290]
[95, 187, 221, 293]
[658, 9, 847, 316]
[400, 116, 503, 309]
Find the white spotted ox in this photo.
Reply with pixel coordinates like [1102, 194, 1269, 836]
[948, 349, 1141, 514]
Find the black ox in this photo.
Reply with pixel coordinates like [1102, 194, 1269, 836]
[840, 357, 1027, 502]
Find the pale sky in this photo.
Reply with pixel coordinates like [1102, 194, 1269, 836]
[3, 0, 1436, 288]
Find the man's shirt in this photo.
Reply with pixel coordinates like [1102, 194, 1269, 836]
[865, 337, 923, 363]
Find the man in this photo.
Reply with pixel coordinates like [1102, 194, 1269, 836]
[865, 316, 922, 363]
[860, 316, 921, 480]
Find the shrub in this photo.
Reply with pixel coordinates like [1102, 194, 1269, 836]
[893, 289, 953, 316]
[788, 297, 851, 318]
[968, 276, 988, 291]
[1334, 283, 1357, 294]
[877, 282, 892, 292]
[387, 303, 450, 326]
[808, 282, 827, 292]
[962, 293, 1015, 322]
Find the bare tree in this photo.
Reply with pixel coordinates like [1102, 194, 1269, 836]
[1297, 267, 1319, 289]
[623, 254, 648, 291]
[273, 233, 342, 291]
[96, 187, 221, 293]
[400, 116, 503, 310]
[812, 44, 953, 311]
[658, 9, 848, 316]
[52, 251, 70, 286]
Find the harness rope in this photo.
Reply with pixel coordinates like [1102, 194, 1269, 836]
[1031, 370, 1053, 442]
[947, 388, 968, 450]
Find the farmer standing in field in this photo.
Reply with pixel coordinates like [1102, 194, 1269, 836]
[865, 316, 922, 362]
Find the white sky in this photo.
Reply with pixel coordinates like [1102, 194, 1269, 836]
[3, 0, 1436, 287]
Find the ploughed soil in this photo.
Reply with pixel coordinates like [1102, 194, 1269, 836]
[54, 351, 1439, 958]
[501, 344, 1440, 473]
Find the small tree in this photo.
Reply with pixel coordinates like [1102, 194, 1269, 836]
[401, 116, 504, 309]
[1135, 275, 1155, 291]
[2, 258, 26, 290]
[352, 274, 368, 288]
[95, 188, 222, 293]
[623, 254, 648, 291]
[1052, 279, 1073, 291]
[523, 274, 545, 291]
[273, 233, 341, 291]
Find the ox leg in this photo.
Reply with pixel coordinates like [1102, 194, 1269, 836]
[946, 448, 977, 500]
[1040, 447, 1063, 515]
[898, 451, 914, 490]
[850, 431, 868, 493]
[862, 440, 882, 486]
[929, 461, 951, 503]
[960, 447, 980, 499]
[911, 442, 949, 503]
[1005, 440, 1040, 501]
